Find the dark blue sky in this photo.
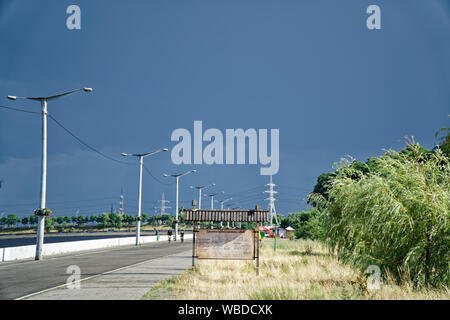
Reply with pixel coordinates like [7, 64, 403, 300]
[0, 0, 449, 218]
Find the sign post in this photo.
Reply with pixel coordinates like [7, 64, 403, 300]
[274, 225, 277, 252]
[184, 205, 268, 275]
[256, 223, 260, 276]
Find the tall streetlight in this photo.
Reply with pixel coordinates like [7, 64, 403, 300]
[163, 169, 197, 241]
[204, 191, 224, 209]
[189, 183, 215, 209]
[122, 148, 168, 246]
[219, 197, 233, 210]
[203, 191, 223, 229]
[219, 197, 233, 228]
[7, 88, 93, 260]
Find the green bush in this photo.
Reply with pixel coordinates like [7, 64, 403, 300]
[309, 145, 449, 287]
[281, 209, 324, 241]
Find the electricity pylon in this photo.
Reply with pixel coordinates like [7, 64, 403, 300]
[119, 188, 124, 215]
[155, 192, 171, 215]
[264, 175, 278, 226]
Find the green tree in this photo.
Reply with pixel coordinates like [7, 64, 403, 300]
[63, 216, 71, 225]
[310, 172, 336, 204]
[122, 214, 134, 229]
[96, 213, 111, 230]
[76, 216, 87, 227]
[29, 215, 38, 226]
[178, 208, 185, 225]
[435, 124, 449, 156]
[6, 214, 19, 228]
[278, 209, 323, 240]
[310, 145, 449, 287]
[56, 216, 64, 225]
[147, 215, 155, 226]
[110, 213, 123, 230]
[44, 216, 54, 233]
[21, 216, 29, 227]
[0, 216, 7, 230]
[161, 214, 174, 226]
[89, 215, 97, 225]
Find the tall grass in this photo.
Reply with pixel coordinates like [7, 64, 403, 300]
[143, 239, 449, 300]
[310, 145, 449, 287]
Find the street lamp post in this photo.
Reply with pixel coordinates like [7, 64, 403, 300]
[122, 148, 168, 246]
[189, 183, 215, 210]
[204, 191, 224, 210]
[204, 191, 224, 229]
[7, 88, 92, 260]
[163, 170, 197, 241]
[219, 197, 233, 228]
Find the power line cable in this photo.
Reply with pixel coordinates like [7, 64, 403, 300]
[48, 114, 175, 187]
[143, 164, 174, 186]
[48, 114, 135, 166]
[0, 104, 41, 115]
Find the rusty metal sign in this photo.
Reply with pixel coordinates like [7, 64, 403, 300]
[184, 209, 268, 222]
[195, 229, 255, 260]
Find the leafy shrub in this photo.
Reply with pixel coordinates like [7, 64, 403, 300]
[282, 209, 324, 240]
[309, 145, 449, 287]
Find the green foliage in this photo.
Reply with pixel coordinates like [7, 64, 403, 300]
[97, 213, 111, 230]
[0, 216, 7, 229]
[44, 216, 54, 232]
[109, 213, 123, 229]
[178, 210, 184, 224]
[147, 215, 160, 226]
[29, 215, 38, 225]
[1, 209, 181, 233]
[21, 217, 29, 226]
[280, 209, 324, 241]
[311, 172, 336, 203]
[161, 214, 174, 225]
[241, 222, 256, 230]
[310, 145, 449, 288]
[6, 214, 19, 228]
[76, 216, 87, 227]
[435, 123, 449, 156]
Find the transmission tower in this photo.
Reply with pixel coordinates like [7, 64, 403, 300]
[155, 192, 171, 215]
[119, 188, 124, 215]
[264, 175, 278, 226]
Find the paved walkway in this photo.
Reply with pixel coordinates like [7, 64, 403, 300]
[20, 250, 191, 300]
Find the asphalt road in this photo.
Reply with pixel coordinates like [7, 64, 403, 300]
[0, 230, 191, 248]
[0, 239, 192, 300]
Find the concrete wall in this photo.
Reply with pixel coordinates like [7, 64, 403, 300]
[0, 234, 192, 262]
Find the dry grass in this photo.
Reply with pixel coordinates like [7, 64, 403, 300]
[143, 239, 449, 300]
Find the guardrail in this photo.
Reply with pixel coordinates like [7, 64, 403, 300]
[0, 234, 192, 262]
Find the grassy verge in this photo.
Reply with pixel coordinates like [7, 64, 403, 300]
[143, 238, 449, 300]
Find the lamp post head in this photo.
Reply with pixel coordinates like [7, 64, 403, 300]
[163, 174, 169, 177]
[7, 95, 17, 100]
[121, 153, 128, 157]
[162, 148, 169, 152]
[83, 88, 93, 92]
